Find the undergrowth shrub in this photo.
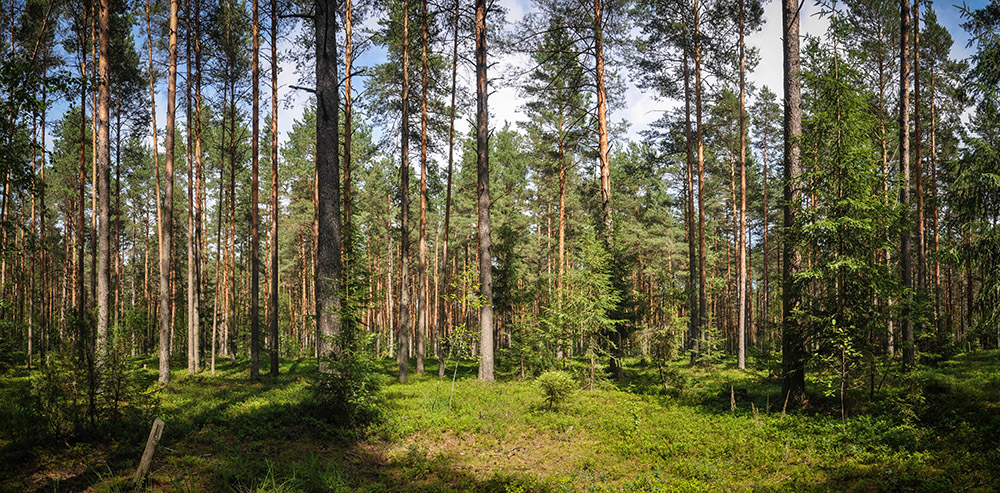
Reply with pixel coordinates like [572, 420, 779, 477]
[312, 334, 385, 428]
[537, 370, 576, 410]
[29, 323, 158, 440]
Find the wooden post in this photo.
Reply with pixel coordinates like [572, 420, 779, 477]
[133, 417, 165, 485]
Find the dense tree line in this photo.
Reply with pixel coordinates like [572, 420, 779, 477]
[1, 0, 998, 421]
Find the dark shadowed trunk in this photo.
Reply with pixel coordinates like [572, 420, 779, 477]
[316, 0, 343, 370]
[781, 0, 805, 405]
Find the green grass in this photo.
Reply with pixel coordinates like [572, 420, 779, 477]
[2, 351, 999, 491]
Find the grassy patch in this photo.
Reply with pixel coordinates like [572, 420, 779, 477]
[2, 351, 998, 491]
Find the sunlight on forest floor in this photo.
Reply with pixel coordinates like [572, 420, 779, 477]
[2, 351, 999, 491]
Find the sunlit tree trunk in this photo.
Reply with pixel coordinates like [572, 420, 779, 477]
[250, 0, 261, 381]
[417, 0, 429, 375]
[186, 0, 197, 375]
[899, 0, 914, 369]
[475, 0, 494, 382]
[316, 0, 343, 370]
[682, 23, 697, 362]
[193, 0, 204, 372]
[96, 0, 111, 368]
[693, 0, 707, 364]
[737, 0, 747, 370]
[397, 0, 411, 382]
[438, 0, 459, 379]
[159, 0, 179, 384]
[269, 0, 279, 376]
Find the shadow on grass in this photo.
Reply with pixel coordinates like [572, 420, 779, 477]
[199, 436, 552, 492]
[133, 356, 547, 492]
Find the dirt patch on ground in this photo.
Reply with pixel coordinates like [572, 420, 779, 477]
[400, 428, 601, 480]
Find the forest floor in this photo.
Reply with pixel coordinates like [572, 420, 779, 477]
[1, 350, 999, 492]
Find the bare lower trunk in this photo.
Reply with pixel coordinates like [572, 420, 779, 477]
[397, 0, 411, 382]
[95, 0, 111, 369]
[737, 0, 747, 370]
[900, 0, 914, 369]
[475, 0, 494, 382]
[781, 0, 805, 404]
[250, 0, 260, 381]
[269, 0, 279, 376]
[417, 0, 429, 375]
[438, 0, 459, 379]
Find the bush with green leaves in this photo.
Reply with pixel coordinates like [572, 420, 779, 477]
[312, 333, 385, 429]
[536, 370, 576, 410]
[29, 321, 158, 440]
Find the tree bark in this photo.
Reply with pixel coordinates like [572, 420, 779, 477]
[693, 0, 707, 364]
[96, 0, 111, 368]
[438, 0, 459, 379]
[682, 22, 697, 365]
[475, 0, 494, 382]
[397, 0, 411, 382]
[186, 0, 197, 375]
[900, 0, 914, 369]
[594, 0, 611, 240]
[781, 0, 805, 405]
[193, 0, 204, 373]
[930, 64, 940, 331]
[250, 0, 261, 381]
[316, 0, 342, 371]
[78, 3, 88, 322]
[737, 0, 747, 370]
[417, 0, 429, 375]
[159, 0, 179, 384]
[269, 0, 279, 376]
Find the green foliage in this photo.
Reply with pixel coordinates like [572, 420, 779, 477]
[312, 340, 385, 429]
[3, 353, 1000, 490]
[542, 228, 621, 363]
[536, 370, 576, 410]
[27, 319, 158, 441]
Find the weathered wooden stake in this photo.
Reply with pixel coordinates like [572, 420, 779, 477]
[132, 417, 165, 485]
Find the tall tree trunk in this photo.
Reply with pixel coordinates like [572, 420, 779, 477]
[417, 0, 429, 375]
[438, 0, 459, 379]
[397, 0, 411, 382]
[342, 0, 354, 354]
[269, 0, 279, 376]
[39, 67, 47, 363]
[930, 64, 940, 331]
[693, 0, 707, 364]
[594, 0, 618, 378]
[78, 4, 88, 321]
[593, 0, 611, 239]
[682, 23, 697, 364]
[737, 0, 747, 370]
[186, 1, 196, 375]
[914, 0, 924, 294]
[159, 0, 179, 384]
[90, 16, 97, 311]
[193, 0, 203, 372]
[250, 0, 261, 381]
[96, 0, 111, 368]
[343, 0, 353, 260]
[475, 0, 494, 382]
[761, 113, 769, 347]
[899, 0, 914, 369]
[557, 150, 566, 358]
[781, 0, 805, 405]
[316, 0, 342, 370]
